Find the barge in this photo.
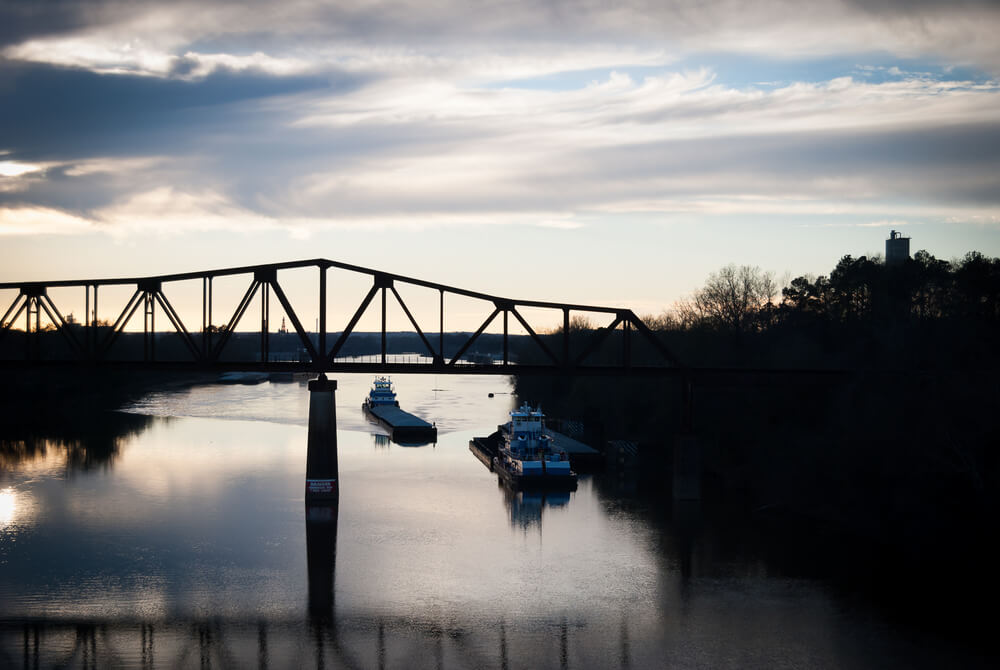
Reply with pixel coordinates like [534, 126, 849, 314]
[362, 377, 437, 444]
[470, 404, 577, 490]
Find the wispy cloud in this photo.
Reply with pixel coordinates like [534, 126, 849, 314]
[1, 0, 998, 248]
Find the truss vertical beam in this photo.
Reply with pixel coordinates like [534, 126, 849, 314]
[623, 315, 631, 368]
[319, 266, 327, 357]
[439, 289, 444, 364]
[143, 291, 155, 362]
[563, 308, 570, 367]
[260, 281, 270, 364]
[202, 277, 208, 356]
[85, 285, 91, 357]
[503, 310, 508, 365]
[381, 286, 387, 366]
[206, 277, 214, 356]
[27, 296, 38, 360]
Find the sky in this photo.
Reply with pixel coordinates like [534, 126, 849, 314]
[2, 0, 1000, 331]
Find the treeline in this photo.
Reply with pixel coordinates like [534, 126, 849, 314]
[513, 250, 1000, 605]
[657, 250, 1000, 370]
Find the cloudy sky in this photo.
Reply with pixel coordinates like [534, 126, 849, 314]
[2, 0, 999, 327]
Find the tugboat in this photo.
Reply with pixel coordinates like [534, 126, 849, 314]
[494, 403, 577, 489]
[363, 376, 399, 409]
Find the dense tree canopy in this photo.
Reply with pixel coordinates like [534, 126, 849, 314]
[671, 251, 999, 349]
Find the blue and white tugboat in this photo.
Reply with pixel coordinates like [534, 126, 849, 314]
[362, 376, 437, 444]
[494, 403, 576, 489]
[363, 376, 399, 410]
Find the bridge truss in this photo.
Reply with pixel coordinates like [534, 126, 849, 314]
[0, 259, 679, 375]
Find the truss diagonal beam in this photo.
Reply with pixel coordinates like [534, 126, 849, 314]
[0, 295, 27, 342]
[153, 292, 202, 361]
[389, 286, 436, 359]
[39, 294, 84, 356]
[1, 294, 25, 329]
[573, 314, 623, 367]
[268, 279, 320, 363]
[510, 307, 560, 367]
[448, 307, 500, 366]
[327, 284, 379, 361]
[626, 310, 681, 366]
[211, 280, 260, 360]
[98, 289, 144, 357]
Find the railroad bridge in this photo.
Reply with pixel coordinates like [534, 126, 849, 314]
[0, 258, 678, 375]
[1, 258, 689, 501]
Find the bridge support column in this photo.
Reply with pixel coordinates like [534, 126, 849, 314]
[306, 374, 339, 500]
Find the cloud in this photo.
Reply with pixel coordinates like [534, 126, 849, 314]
[2, 63, 999, 236]
[0, 160, 43, 177]
[1, 1, 998, 242]
[0, 205, 95, 235]
[0, 60, 355, 162]
[4, 1, 1000, 78]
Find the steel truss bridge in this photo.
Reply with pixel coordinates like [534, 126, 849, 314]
[0, 258, 680, 376]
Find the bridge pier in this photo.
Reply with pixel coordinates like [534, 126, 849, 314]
[306, 374, 339, 501]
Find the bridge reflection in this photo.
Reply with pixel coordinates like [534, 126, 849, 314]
[1, 501, 636, 669]
[4, 614, 631, 670]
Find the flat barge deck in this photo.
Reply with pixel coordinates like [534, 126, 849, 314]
[364, 404, 437, 443]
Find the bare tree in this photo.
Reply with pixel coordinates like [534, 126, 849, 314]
[691, 264, 777, 334]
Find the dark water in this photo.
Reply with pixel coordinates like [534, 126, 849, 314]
[0, 374, 990, 668]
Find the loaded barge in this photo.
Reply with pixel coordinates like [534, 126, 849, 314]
[362, 377, 437, 444]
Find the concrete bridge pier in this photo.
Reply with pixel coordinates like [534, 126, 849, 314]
[306, 374, 339, 500]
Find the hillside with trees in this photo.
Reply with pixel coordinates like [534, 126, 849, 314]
[513, 250, 1000, 610]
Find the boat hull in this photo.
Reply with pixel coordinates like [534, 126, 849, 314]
[495, 463, 577, 491]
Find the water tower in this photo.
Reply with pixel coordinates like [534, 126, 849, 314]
[886, 230, 910, 266]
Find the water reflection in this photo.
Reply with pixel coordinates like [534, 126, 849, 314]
[370, 432, 436, 449]
[501, 482, 572, 530]
[0, 613, 644, 669]
[1, 377, 995, 669]
[305, 501, 338, 617]
[0, 411, 152, 473]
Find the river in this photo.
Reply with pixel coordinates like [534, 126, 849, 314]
[0, 373, 990, 668]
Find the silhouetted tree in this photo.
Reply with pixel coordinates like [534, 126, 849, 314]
[678, 264, 777, 334]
